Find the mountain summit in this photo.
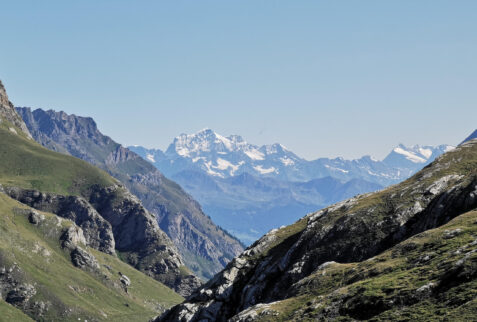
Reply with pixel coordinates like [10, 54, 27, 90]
[160, 128, 299, 179]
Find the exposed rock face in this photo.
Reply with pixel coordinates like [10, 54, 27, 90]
[158, 139, 477, 321]
[89, 184, 202, 296]
[0, 81, 32, 138]
[59, 226, 100, 270]
[4, 183, 201, 296]
[17, 107, 244, 280]
[70, 247, 100, 270]
[28, 210, 45, 225]
[0, 263, 36, 310]
[4, 186, 116, 255]
[60, 226, 88, 249]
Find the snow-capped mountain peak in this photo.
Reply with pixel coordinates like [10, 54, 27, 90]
[166, 128, 247, 157]
[148, 129, 303, 179]
[392, 144, 428, 163]
[383, 144, 455, 168]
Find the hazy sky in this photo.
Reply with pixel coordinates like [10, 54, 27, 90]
[1, 1, 476, 159]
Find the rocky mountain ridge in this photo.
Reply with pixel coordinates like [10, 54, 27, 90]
[17, 107, 244, 280]
[158, 136, 477, 321]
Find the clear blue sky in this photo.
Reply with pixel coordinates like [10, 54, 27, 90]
[1, 1, 476, 159]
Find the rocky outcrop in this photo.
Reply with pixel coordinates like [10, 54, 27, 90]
[4, 186, 115, 255]
[4, 183, 201, 296]
[17, 107, 244, 280]
[88, 184, 202, 296]
[28, 210, 45, 225]
[0, 263, 36, 310]
[158, 138, 477, 321]
[0, 81, 32, 138]
[70, 247, 100, 270]
[60, 226, 100, 271]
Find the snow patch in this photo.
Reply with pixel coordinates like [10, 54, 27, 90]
[245, 150, 265, 161]
[146, 154, 155, 163]
[253, 165, 276, 174]
[324, 165, 349, 173]
[204, 161, 224, 177]
[280, 157, 295, 166]
[418, 148, 433, 159]
[215, 158, 239, 171]
[445, 145, 456, 152]
[393, 147, 427, 163]
[192, 157, 203, 163]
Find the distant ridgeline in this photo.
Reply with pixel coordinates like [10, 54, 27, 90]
[130, 129, 454, 244]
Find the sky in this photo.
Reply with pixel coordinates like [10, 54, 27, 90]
[1, 1, 476, 160]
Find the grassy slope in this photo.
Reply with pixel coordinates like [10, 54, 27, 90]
[0, 193, 183, 321]
[252, 209, 477, 321]
[0, 122, 115, 196]
[0, 300, 33, 322]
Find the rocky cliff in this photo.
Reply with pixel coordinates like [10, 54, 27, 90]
[17, 107, 244, 280]
[0, 81, 31, 138]
[159, 137, 477, 321]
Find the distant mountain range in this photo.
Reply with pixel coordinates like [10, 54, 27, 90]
[130, 129, 454, 243]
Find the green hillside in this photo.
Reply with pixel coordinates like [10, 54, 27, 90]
[0, 300, 34, 322]
[0, 120, 115, 196]
[0, 193, 183, 321]
[247, 209, 477, 321]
